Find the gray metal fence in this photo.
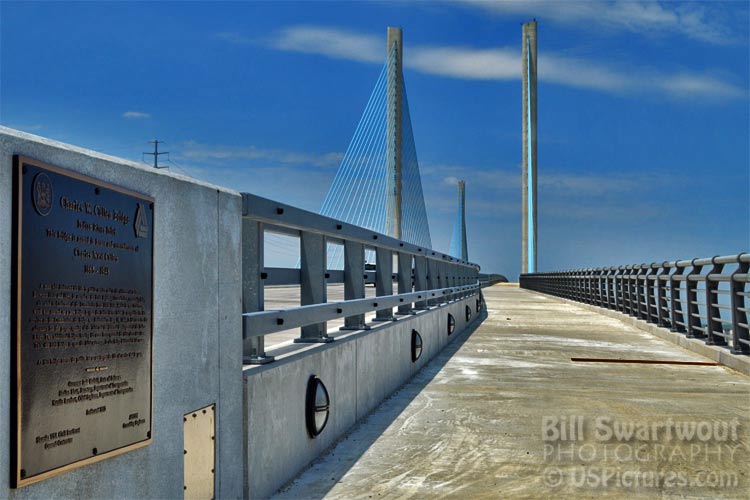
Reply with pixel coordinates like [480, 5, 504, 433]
[241, 193, 483, 364]
[520, 254, 750, 356]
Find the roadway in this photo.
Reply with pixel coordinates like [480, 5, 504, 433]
[274, 285, 750, 499]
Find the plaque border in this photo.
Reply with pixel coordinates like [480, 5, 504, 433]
[11, 155, 155, 488]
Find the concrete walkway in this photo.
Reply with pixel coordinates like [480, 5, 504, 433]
[275, 285, 750, 500]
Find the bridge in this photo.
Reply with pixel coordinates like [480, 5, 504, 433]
[0, 21, 747, 500]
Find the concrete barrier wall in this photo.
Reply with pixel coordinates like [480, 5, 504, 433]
[0, 127, 244, 499]
[244, 296, 482, 499]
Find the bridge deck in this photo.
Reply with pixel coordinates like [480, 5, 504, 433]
[275, 285, 750, 499]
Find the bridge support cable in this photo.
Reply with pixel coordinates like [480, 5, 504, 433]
[316, 27, 432, 270]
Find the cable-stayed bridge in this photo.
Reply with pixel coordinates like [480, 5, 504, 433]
[0, 21, 747, 500]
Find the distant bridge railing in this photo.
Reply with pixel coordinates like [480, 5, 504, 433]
[241, 193, 483, 364]
[520, 253, 750, 356]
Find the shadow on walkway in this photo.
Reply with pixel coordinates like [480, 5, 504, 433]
[273, 308, 489, 500]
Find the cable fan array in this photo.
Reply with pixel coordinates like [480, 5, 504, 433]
[319, 49, 432, 269]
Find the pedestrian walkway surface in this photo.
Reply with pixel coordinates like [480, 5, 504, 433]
[275, 285, 750, 499]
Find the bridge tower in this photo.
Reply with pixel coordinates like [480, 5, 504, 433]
[385, 26, 403, 240]
[449, 180, 468, 261]
[317, 25, 432, 269]
[522, 20, 538, 273]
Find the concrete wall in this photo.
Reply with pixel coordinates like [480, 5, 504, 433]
[244, 295, 482, 499]
[0, 127, 244, 499]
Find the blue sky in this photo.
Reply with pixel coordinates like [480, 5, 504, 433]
[2, 1, 748, 278]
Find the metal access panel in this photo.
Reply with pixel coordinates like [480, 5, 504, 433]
[184, 404, 215, 500]
[11, 156, 154, 487]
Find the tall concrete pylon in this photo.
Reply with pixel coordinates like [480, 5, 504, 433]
[449, 180, 469, 262]
[385, 26, 403, 240]
[522, 20, 538, 274]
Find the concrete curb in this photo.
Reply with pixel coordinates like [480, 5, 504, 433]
[531, 291, 750, 377]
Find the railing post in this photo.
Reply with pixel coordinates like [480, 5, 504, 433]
[397, 252, 414, 315]
[621, 266, 629, 313]
[638, 264, 653, 323]
[626, 266, 637, 316]
[638, 266, 649, 320]
[670, 265, 686, 333]
[590, 269, 598, 305]
[631, 265, 642, 317]
[686, 260, 705, 339]
[568, 270, 575, 300]
[731, 255, 750, 354]
[374, 247, 396, 321]
[340, 240, 368, 331]
[297, 231, 332, 342]
[656, 263, 670, 327]
[242, 219, 274, 364]
[607, 268, 616, 309]
[705, 258, 726, 346]
[617, 266, 626, 312]
[427, 257, 439, 306]
[644, 264, 657, 322]
[413, 255, 429, 310]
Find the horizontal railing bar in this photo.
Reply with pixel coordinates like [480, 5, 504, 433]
[243, 192, 479, 269]
[522, 254, 748, 275]
[261, 267, 421, 286]
[243, 282, 480, 338]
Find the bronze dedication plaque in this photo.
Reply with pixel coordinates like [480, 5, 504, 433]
[12, 156, 153, 487]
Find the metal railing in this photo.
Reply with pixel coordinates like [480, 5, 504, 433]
[241, 193, 482, 364]
[520, 253, 750, 356]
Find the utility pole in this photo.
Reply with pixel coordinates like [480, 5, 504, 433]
[143, 140, 169, 169]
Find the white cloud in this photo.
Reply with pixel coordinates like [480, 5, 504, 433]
[457, 0, 731, 45]
[260, 26, 744, 100]
[123, 111, 151, 119]
[180, 141, 343, 169]
[269, 26, 383, 64]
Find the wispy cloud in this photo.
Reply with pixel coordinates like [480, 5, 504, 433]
[179, 140, 343, 169]
[258, 26, 744, 100]
[457, 0, 732, 45]
[123, 111, 151, 119]
[269, 26, 383, 64]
